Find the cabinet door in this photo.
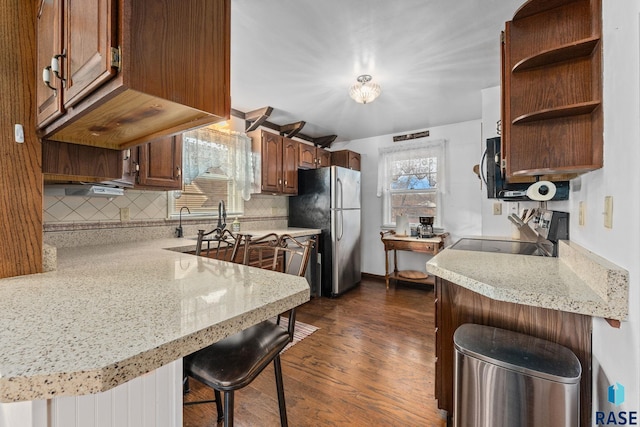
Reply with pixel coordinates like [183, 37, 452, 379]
[261, 131, 282, 193]
[282, 138, 298, 194]
[137, 135, 183, 190]
[317, 148, 331, 168]
[63, 0, 117, 108]
[348, 151, 361, 171]
[332, 150, 361, 170]
[298, 143, 316, 169]
[36, 0, 64, 126]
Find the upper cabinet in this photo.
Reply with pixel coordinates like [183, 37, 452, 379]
[36, 0, 230, 150]
[133, 135, 183, 190]
[43, 135, 183, 191]
[299, 143, 331, 169]
[248, 130, 298, 195]
[501, 0, 602, 178]
[331, 150, 361, 171]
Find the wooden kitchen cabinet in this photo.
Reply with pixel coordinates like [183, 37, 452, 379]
[37, 0, 117, 128]
[249, 130, 298, 195]
[42, 140, 123, 181]
[501, 0, 602, 178]
[299, 143, 331, 169]
[434, 277, 592, 427]
[316, 147, 331, 168]
[331, 150, 361, 171]
[36, 0, 230, 151]
[133, 135, 183, 190]
[43, 135, 183, 191]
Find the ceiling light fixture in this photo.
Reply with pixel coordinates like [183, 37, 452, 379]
[349, 74, 381, 104]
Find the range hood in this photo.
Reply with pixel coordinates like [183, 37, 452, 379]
[44, 184, 125, 198]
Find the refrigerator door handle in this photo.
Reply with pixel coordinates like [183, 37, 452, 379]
[336, 177, 344, 240]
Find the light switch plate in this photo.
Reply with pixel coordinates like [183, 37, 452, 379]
[604, 196, 613, 229]
[578, 201, 585, 226]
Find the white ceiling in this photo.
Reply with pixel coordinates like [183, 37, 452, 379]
[231, 0, 524, 144]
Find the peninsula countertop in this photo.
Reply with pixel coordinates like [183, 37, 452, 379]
[426, 239, 628, 321]
[0, 233, 316, 403]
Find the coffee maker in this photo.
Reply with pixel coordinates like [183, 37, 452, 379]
[417, 216, 434, 238]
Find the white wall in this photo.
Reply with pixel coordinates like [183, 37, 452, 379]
[332, 120, 483, 276]
[582, 1, 640, 413]
[479, 2, 640, 415]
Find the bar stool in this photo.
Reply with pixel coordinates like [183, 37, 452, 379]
[184, 233, 315, 427]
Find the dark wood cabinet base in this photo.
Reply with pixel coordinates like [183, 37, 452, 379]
[435, 277, 592, 427]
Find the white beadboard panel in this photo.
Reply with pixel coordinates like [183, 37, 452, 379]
[0, 400, 46, 427]
[95, 389, 113, 427]
[0, 360, 182, 427]
[52, 360, 181, 427]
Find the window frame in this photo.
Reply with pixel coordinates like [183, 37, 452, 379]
[378, 139, 445, 228]
[167, 127, 251, 219]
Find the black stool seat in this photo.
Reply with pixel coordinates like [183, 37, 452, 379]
[185, 320, 291, 390]
[184, 234, 315, 426]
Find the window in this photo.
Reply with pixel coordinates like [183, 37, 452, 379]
[169, 126, 252, 217]
[377, 139, 445, 227]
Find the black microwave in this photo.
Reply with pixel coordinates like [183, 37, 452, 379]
[484, 137, 569, 200]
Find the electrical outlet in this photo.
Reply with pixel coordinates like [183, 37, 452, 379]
[120, 207, 130, 222]
[604, 196, 613, 229]
[493, 202, 502, 215]
[578, 201, 585, 226]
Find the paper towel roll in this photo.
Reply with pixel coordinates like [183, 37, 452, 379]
[526, 180, 556, 201]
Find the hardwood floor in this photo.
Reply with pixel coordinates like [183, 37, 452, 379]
[183, 277, 447, 426]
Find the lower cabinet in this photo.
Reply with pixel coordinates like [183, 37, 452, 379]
[434, 277, 592, 427]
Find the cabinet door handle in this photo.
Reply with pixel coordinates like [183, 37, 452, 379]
[175, 166, 181, 179]
[51, 52, 66, 84]
[42, 66, 57, 95]
[284, 180, 287, 186]
[278, 179, 282, 185]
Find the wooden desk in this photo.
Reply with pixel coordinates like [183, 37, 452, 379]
[380, 230, 449, 289]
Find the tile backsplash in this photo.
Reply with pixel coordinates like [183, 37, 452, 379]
[44, 190, 168, 223]
[44, 191, 288, 223]
[43, 191, 291, 248]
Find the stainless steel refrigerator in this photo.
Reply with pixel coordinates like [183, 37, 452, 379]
[288, 166, 361, 297]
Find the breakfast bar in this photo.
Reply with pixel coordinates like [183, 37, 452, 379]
[0, 233, 314, 425]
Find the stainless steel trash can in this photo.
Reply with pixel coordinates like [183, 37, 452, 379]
[453, 324, 581, 427]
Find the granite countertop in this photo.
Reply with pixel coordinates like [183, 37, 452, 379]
[0, 234, 316, 403]
[426, 240, 628, 321]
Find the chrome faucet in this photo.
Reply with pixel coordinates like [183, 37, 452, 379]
[217, 200, 227, 229]
[175, 206, 191, 238]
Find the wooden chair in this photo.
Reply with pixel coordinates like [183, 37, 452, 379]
[195, 228, 243, 261]
[184, 234, 315, 427]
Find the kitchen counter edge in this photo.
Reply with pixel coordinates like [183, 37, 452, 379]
[426, 240, 628, 321]
[0, 230, 319, 403]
